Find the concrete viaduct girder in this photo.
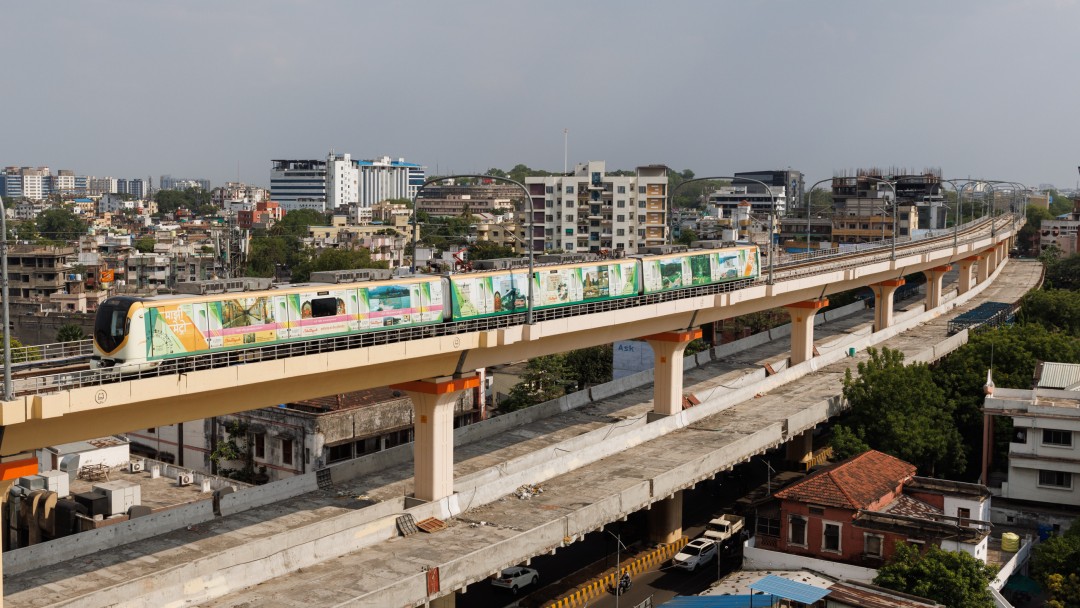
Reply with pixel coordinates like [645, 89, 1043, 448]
[0, 223, 1017, 457]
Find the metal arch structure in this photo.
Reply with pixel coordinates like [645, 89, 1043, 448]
[803, 177, 836, 251]
[667, 175, 778, 284]
[410, 174, 537, 325]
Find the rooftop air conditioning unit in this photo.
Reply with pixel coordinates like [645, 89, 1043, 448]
[176, 473, 193, 487]
[129, 461, 144, 473]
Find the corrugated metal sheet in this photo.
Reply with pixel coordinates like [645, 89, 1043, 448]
[1038, 362, 1080, 390]
[749, 574, 830, 603]
[827, 581, 944, 607]
[660, 596, 777, 607]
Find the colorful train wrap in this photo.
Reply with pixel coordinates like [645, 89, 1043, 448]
[92, 245, 759, 371]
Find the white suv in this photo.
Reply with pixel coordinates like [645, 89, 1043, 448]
[491, 566, 539, 594]
[673, 538, 717, 571]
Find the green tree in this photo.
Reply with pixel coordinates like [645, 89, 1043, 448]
[2, 337, 41, 364]
[1043, 253, 1080, 291]
[828, 425, 870, 460]
[35, 208, 86, 243]
[1034, 521, 1080, 607]
[676, 229, 699, 247]
[56, 324, 86, 342]
[135, 237, 155, 253]
[154, 188, 212, 215]
[839, 347, 965, 476]
[209, 420, 261, 484]
[272, 208, 328, 238]
[290, 247, 387, 283]
[1019, 289, 1080, 333]
[874, 543, 995, 608]
[499, 354, 571, 412]
[1017, 205, 1053, 256]
[564, 345, 613, 391]
[467, 241, 516, 262]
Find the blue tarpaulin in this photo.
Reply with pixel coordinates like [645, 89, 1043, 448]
[660, 596, 777, 607]
[749, 574, 831, 604]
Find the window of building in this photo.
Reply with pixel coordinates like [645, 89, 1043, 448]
[281, 438, 293, 466]
[546, 215, 553, 222]
[823, 522, 842, 553]
[789, 515, 807, 546]
[1039, 469, 1072, 489]
[638, 201, 646, 208]
[958, 507, 971, 525]
[808, 505, 825, 516]
[617, 200, 626, 208]
[565, 186, 574, 194]
[638, 215, 646, 223]
[326, 442, 352, 463]
[638, 229, 645, 237]
[864, 534, 883, 557]
[546, 200, 553, 208]
[617, 229, 625, 236]
[1043, 429, 1072, 447]
[758, 516, 781, 537]
[566, 214, 574, 221]
[618, 186, 626, 193]
[617, 215, 625, 222]
[638, 186, 646, 194]
[566, 201, 573, 208]
[1013, 428, 1028, 443]
[545, 186, 553, 194]
[250, 433, 265, 459]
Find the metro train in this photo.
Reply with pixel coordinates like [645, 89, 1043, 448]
[92, 245, 759, 372]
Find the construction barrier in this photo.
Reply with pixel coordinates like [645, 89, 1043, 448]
[545, 537, 688, 608]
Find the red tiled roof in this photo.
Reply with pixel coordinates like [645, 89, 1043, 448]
[774, 450, 916, 510]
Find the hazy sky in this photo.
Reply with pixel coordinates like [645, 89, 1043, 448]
[5, 1, 1079, 191]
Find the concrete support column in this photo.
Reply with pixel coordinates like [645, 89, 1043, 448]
[958, 256, 979, 294]
[782, 299, 829, 365]
[786, 429, 814, 467]
[922, 265, 952, 311]
[0, 454, 37, 601]
[986, 247, 997, 271]
[976, 253, 990, 284]
[644, 329, 702, 416]
[391, 375, 479, 502]
[431, 593, 456, 608]
[647, 490, 683, 545]
[870, 279, 905, 332]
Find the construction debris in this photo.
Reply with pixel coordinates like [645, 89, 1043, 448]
[515, 483, 544, 499]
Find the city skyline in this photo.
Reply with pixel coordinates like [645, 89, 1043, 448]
[4, 1, 1079, 190]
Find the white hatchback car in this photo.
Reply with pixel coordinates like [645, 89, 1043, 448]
[673, 538, 718, 571]
[491, 566, 539, 594]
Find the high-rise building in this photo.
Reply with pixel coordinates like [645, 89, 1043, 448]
[525, 161, 668, 254]
[271, 153, 425, 213]
[270, 159, 328, 212]
[160, 175, 211, 191]
[116, 178, 148, 199]
[356, 156, 424, 206]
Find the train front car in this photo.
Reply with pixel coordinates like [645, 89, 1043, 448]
[92, 296, 149, 370]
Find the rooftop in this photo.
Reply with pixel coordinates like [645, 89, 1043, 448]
[774, 450, 916, 509]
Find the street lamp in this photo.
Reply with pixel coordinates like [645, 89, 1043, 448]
[862, 177, 897, 261]
[803, 177, 834, 253]
[605, 528, 629, 608]
[668, 175, 777, 284]
[410, 175, 536, 324]
[0, 195, 10, 401]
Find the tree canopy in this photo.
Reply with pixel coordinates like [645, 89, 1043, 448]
[290, 247, 387, 283]
[1043, 253, 1080, 291]
[35, 207, 86, 243]
[466, 241, 516, 262]
[155, 188, 213, 215]
[1033, 520, 1080, 608]
[499, 345, 614, 411]
[833, 347, 965, 476]
[874, 543, 995, 608]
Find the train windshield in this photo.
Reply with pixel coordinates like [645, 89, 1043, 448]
[94, 297, 141, 353]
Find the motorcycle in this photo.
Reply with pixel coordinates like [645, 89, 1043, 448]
[611, 573, 631, 595]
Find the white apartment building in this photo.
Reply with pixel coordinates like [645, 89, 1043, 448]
[984, 362, 1080, 506]
[525, 161, 668, 254]
[271, 153, 424, 213]
[356, 156, 424, 207]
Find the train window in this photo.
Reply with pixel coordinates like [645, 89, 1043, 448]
[310, 298, 338, 318]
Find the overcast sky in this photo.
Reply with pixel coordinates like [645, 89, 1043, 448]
[5, 1, 1078, 191]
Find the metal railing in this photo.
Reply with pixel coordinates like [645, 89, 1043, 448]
[5, 215, 1020, 398]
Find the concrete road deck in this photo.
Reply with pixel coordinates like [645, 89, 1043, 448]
[3, 261, 1043, 608]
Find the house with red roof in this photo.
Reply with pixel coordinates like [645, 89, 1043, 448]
[771, 450, 992, 567]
